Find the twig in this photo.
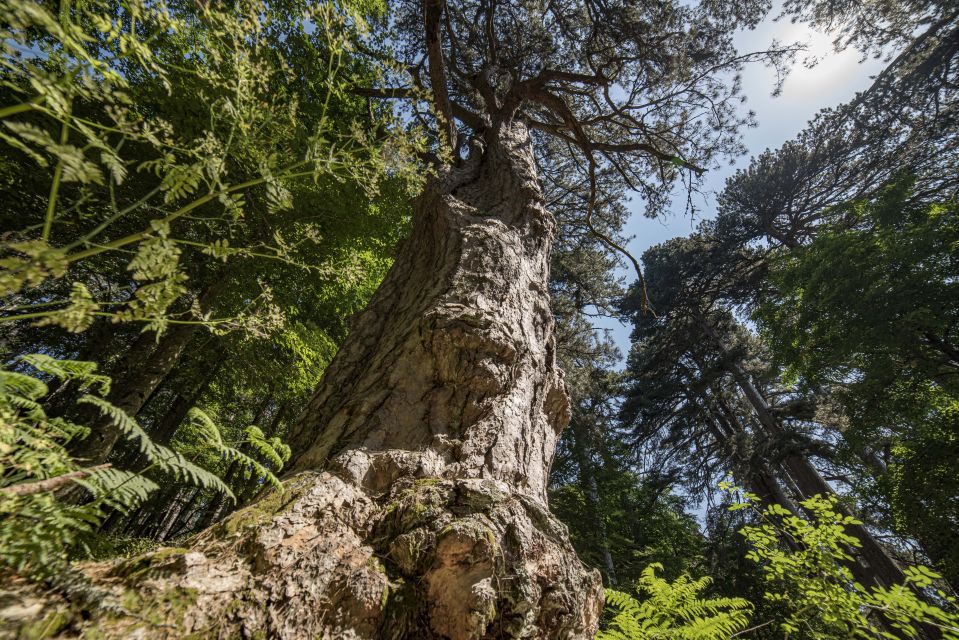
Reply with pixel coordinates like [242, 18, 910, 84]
[584, 159, 656, 316]
[731, 617, 778, 637]
[42, 106, 72, 241]
[1, 464, 112, 498]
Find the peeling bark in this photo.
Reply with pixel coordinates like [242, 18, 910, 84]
[6, 120, 602, 639]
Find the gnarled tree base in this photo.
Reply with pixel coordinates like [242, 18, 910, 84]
[3, 452, 601, 639]
[3, 121, 603, 640]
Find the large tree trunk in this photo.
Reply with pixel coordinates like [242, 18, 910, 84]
[11, 121, 602, 639]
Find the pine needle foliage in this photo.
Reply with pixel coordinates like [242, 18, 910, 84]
[599, 563, 752, 640]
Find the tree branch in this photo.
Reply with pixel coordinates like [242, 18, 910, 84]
[588, 141, 705, 175]
[526, 91, 706, 175]
[584, 159, 655, 317]
[423, 0, 457, 150]
[0, 464, 112, 498]
[351, 87, 414, 99]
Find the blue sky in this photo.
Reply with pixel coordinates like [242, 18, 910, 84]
[593, 9, 888, 357]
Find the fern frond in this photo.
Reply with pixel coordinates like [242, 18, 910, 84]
[605, 589, 643, 618]
[4, 389, 47, 420]
[154, 443, 237, 496]
[186, 406, 226, 447]
[20, 353, 111, 395]
[598, 564, 753, 640]
[45, 416, 91, 442]
[269, 437, 292, 464]
[185, 408, 283, 491]
[244, 426, 286, 469]
[77, 467, 159, 513]
[79, 396, 234, 498]
[0, 369, 49, 403]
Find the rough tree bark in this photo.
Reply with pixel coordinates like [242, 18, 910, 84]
[10, 120, 602, 639]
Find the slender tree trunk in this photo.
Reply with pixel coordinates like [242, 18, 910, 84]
[151, 393, 193, 444]
[583, 471, 617, 585]
[150, 355, 223, 446]
[69, 281, 223, 464]
[701, 385, 893, 581]
[264, 401, 287, 437]
[250, 384, 275, 428]
[705, 407, 802, 519]
[193, 460, 241, 531]
[719, 349, 907, 588]
[68, 324, 197, 463]
[22, 122, 601, 639]
[160, 487, 202, 541]
[125, 484, 180, 538]
[779, 451, 908, 588]
[569, 414, 618, 585]
[149, 487, 192, 541]
[690, 320, 906, 589]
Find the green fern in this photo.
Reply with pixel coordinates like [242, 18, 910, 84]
[186, 408, 284, 491]
[244, 425, 291, 471]
[0, 355, 238, 580]
[19, 353, 111, 394]
[79, 396, 234, 497]
[0, 360, 116, 577]
[598, 564, 752, 640]
[0, 494, 102, 575]
[75, 467, 159, 513]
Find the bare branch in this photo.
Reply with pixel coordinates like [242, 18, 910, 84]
[352, 87, 415, 99]
[0, 464, 112, 498]
[583, 159, 655, 317]
[424, 0, 458, 150]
